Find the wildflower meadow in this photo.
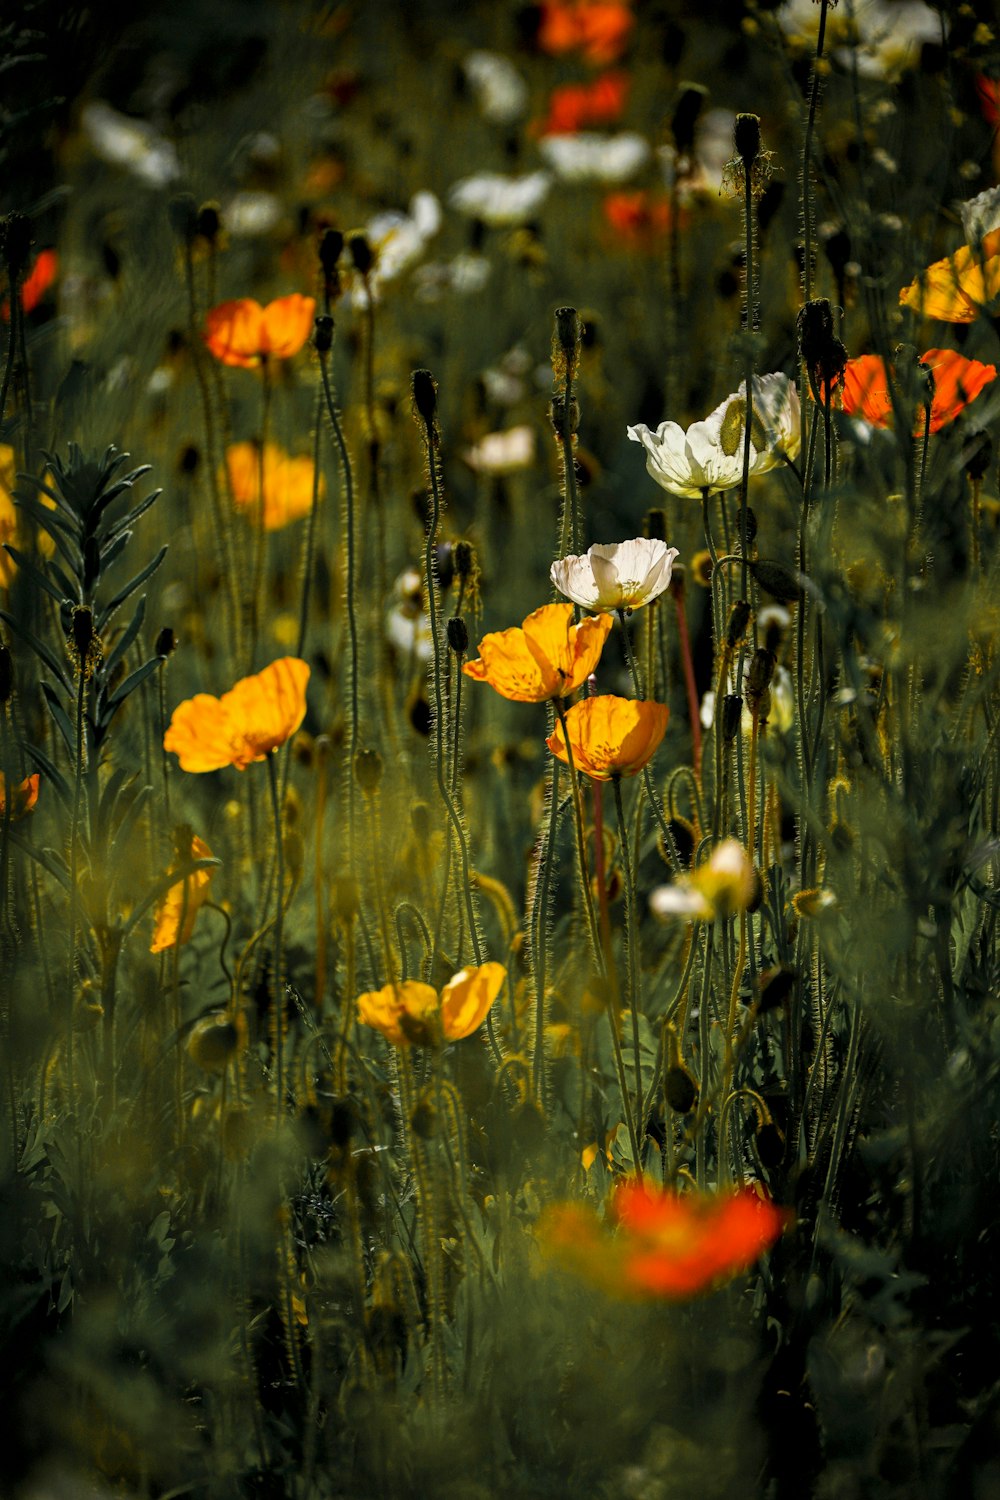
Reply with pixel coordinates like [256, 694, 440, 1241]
[3, 0, 1000, 1494]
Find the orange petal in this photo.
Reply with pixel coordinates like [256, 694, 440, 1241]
[163, 693, 238, 772]
[150, 834, 215, 953]
[839, 355, 893, 427]
[463, 626, 555, 701]
[204, 299, 265, 367]
[357, 981, 439, 1046]
[922, 348, 998, 432]
[547, 694, 669, 780]
[522, 602, 613, 696]
[439, 961, 506, 1040]
[221, 657, 310, 766]
[260, 295, 316, 359]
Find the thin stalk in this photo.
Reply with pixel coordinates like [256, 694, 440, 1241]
[247, 363, 272, 670]
[554, 698, 605, 977]
[801, 0, 830, 304]
[530, 754, 560, 1106]
[294, 386, 325, 662]
[613, 776, 644, 1158]
[672, 580, 703, 778]
[617, 609, 682, 873]
[266, 754, 286, 1122]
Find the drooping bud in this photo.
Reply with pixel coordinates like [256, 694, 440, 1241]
[745, 648, 776, 713]
[155, 627, 176, 659]
[354, 749, 383, 795]
[196, 202, 221, 245]
[722, 693, 744, 744]
[671, 84, 707, 154]
[348, 231, 374, 276]
[726, 599, 751, 649]
[749, 558, 804, 603]
[734, 113, 762, 171]
[455, 540, 474, 580]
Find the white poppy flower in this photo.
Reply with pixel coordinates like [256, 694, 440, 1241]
[650, 838, 755, 923]
[463, 51, 529, 125]
[776, 0, 941, 79]
[463, 425, 536, 475]
[627, 373, 801, 501]
[960, 186, 1000, 248]
[448, 171, 552, 227]
[550, 538, 679, 614]
[538, 132, 650, 184]
[224, 192, 282, 237]
[81, 102, 180, 188]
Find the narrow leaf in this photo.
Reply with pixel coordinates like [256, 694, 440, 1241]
[97, 546, 167, 628]
[0, 609, 72, 692]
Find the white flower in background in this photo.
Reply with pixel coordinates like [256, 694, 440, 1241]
[413, 252, 492, 303]
[463, 51, 529, 125]
[463, 425, 536, 475]
[448, 171, 552, 227]
[659, 108, 736, 199]
[224, 191, 282, 237]
[627, 374, 800, 501]
[700, 662, 794, 735]
[539, 132, 650, 184]
[960, 186, 1000, 248]
[650, 839, 755, 922]
[775, 0, 942, 79]
[551, 538, 679, 614]
[367, 191, 442, 282]
[481, 346, 533, 406]
[386, 567, 433, 663]
[81, 102, 180, 188]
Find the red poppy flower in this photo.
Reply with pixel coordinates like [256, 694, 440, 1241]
[603, 191, 683, 246]
[1, 249, 58, 321]
[839, 349, 997, 433]
[539, 1182, 790, 1299]
[537, 0, 634, 66]
[537, 71, 629, 136]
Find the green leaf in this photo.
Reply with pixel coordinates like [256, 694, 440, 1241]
[107, 783, 150, 866]
[40, 681, 75, 755]
[103, 655, 162, 716]
[0, 609, 71, 693]
[1, 545, 65, 604]
[99, 531, 130, 572]
[23, 742, 73, 811]
[11, 497, 80, 571]
[104, 594, 146, 680]
[97, 545, 167, 629]
[105, 488, 162, 543]
[120, 855, 220, 944]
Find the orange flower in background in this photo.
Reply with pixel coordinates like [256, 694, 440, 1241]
[540, 1182, 790, 1299]
[537, 71, 629, 135]
[839, 349, 997, 433]
[898, 231, 1000, 323]
[164, 657, 310, 772]
[546, 694, 668, 780]
[0, 771, 40, 820]
[203, 294, 315, 368]
[1, 249, 58, 321]
[538, 0, 634, 65]
[357, 962, 506, 1046]
[463, 603, 613, 703]
[603, 191, 683, 246]
[225, 442, 324, 529]
[150, 833, 216, 953]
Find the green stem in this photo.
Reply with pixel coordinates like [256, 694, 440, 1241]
[554, 698, 605, 978]
[613, 776, 644, 1165]
[267, 754, 286, 1122]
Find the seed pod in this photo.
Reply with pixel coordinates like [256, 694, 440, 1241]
[187, 1016, 241, 1073]
[665, 1064, 699, 1113]
[196, 202, 221, 244]
[554, 305, 580, 364]
[155, 627, 176, 659]
[671, 84, 707, 154]
[734, 113, 762, 169]
[348, 231, 374, 275]
[722, 693, 744, 744]
[447, 616, 468, 655]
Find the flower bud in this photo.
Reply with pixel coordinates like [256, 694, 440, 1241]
[313, 314, 334, 354]
[671, 84, 707, 154]
[553, 305, 580, 378]
[965, 431, 992, 483]
[549, 393, 580, 434]
[410, 1099, 438, 1138]
[749, 559, 804, 603]
[196, 202, 221, 244]
[822, 227, 851, 279]
[727, 599, 751, 649]
[187, 1015, 241, 1073]
[755, 1121, 785, 1169]
[756, 965, 796, 1014]
[455, 540, 474, 579]
[319, 227, 344, 278]
[797, 297, 847, 401]
[664, 1064, 698, 1113]
[67, 606, 103, 680]
[436, 542, 455, 591]
[354, 749, 383, 794]
[348, 231, 374, 275]
[155, 627, 176, 659]
[734, 113, 762, 170]
[745, 647, 776, 711]
[411, 368, 438, 424]
[722, 693, 744, 744]
[447, 616, 468, 655]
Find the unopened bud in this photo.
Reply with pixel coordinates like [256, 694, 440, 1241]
[447, 616, 468, 655]
[411, 368, 438, 424]
[196, 202, 221, 244]
[436, 542, 455, 591]
[155, 627, 176, 659]
[726, 599, 751, 649]
[664, 1064, 698, 1113]
[167, 194, 198, 245]
[554, 305, 580, 367]
[965, 431, 992, 483]
[756, 965, 796, 1013]
[348, 231, 374, 275]
[749, 558, 804, 603]
[671, 84, 707, 154]
[734, 113, 762, 169]
[746, 648, 776, 710]
[313, 314, 334, 354]
[549, 393, 580, 434]
[722, 693, 743, 744]
[455, 540, 474, 579]
[319, 227, 344, 277]
[67, 607, 103, 680]
[756, 1120, 785, 1168]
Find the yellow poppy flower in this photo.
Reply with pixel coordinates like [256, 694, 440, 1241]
[225, 442, 323, 530]
[546, 694, 669, 780]
[357, 961, 506, 1046]
[463, 602, 612, 703]
[164, 657, 310, 772]
[898, 230, 1000, 322]
[150, 833, 215, 952]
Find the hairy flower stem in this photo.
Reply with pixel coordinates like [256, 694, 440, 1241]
[360, 274, 386, 609]
[739, 168, 757, 614]
[318, 348, 360, 873]
[613, 776, 645, 1162]
[530, 753, 560, 1107]
[801, 0, 830, 304]
[294, 387, 325, 663]
[247, 362, 272, 671]
[554, 699, 605, 978]
[616, 611, 683, 874]
[66, 668, 88, 1110]
[556, 371, 580, 561]
[267, 754, 286, 1123]
[672, 581, 703, 778]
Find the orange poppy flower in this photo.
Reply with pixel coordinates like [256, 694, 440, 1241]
[546, 694, 668, 780]
[976, 74, 1000, 128]
[537, 71, 629, 135]
[540, 1182, 790, 1299]
[224, 442, 324, 529]
[839, 349, 997, 434]
[164, 657, 310, 772]
[463, 603, 613, 704]
[898, 231, 1000, 323]
[0, 771, 40, 819]
[150, 832, 216, 953]
[357, 962, 506, 1046]
[1, 249, 58, 321]
[537, 0, 634, 65]
[203, 294, 316, 368]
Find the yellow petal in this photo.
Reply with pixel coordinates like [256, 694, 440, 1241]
[439, 961, 506, 1040]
